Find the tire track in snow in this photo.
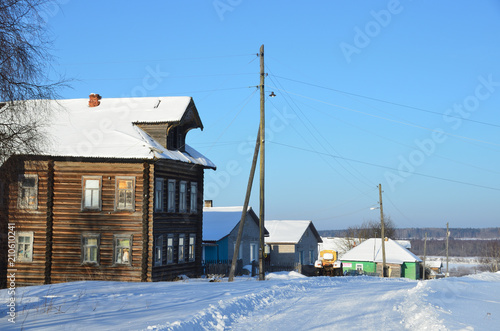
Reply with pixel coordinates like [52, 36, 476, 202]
[396, 281, 448, 330]
[144, 283, 308, 331]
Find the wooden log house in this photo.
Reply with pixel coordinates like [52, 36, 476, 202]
[0, 95, 216, 287]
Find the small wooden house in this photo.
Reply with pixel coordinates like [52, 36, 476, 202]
[202, 205, 267, 266]
[0, 95, 215, 287]
[265, 220, 322, 266]
[340, 238, 422, 280]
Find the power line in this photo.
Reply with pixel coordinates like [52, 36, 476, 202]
[271, 74, 500, 129]
[269, 141, 500, 192]
[267, 85, 500, 149]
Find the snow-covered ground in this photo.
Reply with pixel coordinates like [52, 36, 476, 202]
[1, 272, 499, 330]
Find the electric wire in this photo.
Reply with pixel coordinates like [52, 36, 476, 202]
[267, 85, 500, 149]
[271, 74, 500, 129]
[269, 141, 500, 192]
[266, 67, 375, 192]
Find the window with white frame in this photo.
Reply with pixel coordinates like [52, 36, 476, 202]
[82, 176, 101, 210]
[154, 235, 163, 266]
[16, 232, 34, 262]
[356, 264, 363, 271]
[250, 242, 258, 262]
[116, 177, 135, 211]
[179, 181, 187, 213]
[190, 182, 198, 213]
[82, 233, 100, 264]
[167, 235, 173, 264]
[178, 235, 185, 263]
[154, 178, 164, 212]
[18, 175, 38, 209]
[167, 179, 176, 212]
[114, 235, 132, 265]
[188, 234, 195, 261]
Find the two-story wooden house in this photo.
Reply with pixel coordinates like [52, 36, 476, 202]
[0, 95, 215, 287]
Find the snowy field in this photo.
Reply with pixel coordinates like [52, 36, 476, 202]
[1, 272, 499, 330]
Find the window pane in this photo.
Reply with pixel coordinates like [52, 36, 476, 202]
[22, 177, 36, 188]
[86, 179, 99, 189]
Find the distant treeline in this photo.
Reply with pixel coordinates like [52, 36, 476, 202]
[410, 238, 500, 257]
[319, 227, 500, 240]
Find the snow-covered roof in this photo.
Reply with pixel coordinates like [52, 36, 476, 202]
[265, 220, 322, 244]
[203, 206, 259, 241]
[319, 237, 360, 255]
[396, 240, 412, 249]
[425, 260, 443, 269]
[11, 97, 215, 168]
[340, 238, 422, 264]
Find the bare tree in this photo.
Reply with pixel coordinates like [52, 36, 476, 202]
[341, 215, 397, 250]
[0, 0, 65, 164]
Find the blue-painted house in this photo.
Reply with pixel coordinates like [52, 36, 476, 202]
[202, 205, 267, 265]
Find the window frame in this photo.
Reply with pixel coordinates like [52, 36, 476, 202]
[154, 178, 164, 212]
[188, 234, 196, 262]
[179, 181, 187, 213]
[81, 233, 100, 265]
[167, 179, 176, 213]
[113, 234, 132, 265]
[166, 235, 174, 264]
[115, 177, 135, 211]
[154, 235, 163, 266]
[178, 234, 185, 263]
[18, 174, 38, 210]
[16, 231, 34, 262]
[190, 182, 198, 214]
[81, 176, 102, 211]
[250, 242, 258, 262]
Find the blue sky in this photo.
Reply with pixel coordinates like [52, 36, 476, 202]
[45, 1, 500, 230]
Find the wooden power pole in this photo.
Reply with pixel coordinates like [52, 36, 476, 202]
[379, 184, 386, 277]
[259, 44, 265, 281]
[446, 222, 449, 277]
[423, 232, 427, 280]
[228, 128, 260, 282]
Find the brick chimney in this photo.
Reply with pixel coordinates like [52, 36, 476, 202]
[89, 93, 102, 107]
[204, 200, 213, 208]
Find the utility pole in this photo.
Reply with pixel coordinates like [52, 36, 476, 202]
[379, 184, 386, 277]
[423, 232, 427, 280]
[228, 128, 260, 282]
[446, 222, 449, 277]
[258, 44, 265, 281]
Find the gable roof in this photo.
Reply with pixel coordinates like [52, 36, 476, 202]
[264, 220, 322, 244]
[6, 97, 215, 169]
[202, 206, 264, 241]
[340, 238, 422, 264]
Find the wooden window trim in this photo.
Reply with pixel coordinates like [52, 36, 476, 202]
[18, 174, 38, 210]
[16, 231, 34, 262]
[190, 182, 198, 214]
[179, 181, 187, 213]
[81, 233, 100, 265]
[154, 235, 163, 266]
[115, 177, 135, 211]
[167, 179, 176, 213]
[166, 235, 174, 264]
[178, 234, 185, 263]
[113, 234, 133, 266]
[154, 178, 164, 212]
[188, 234, 196, 262]
[81, 176, 102, 211]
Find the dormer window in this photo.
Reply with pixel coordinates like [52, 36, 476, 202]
[167, 126, 186, 151]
